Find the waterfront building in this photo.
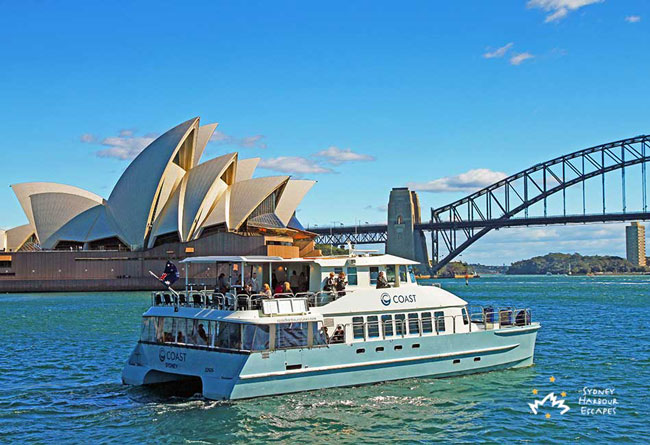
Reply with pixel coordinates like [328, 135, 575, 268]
[625, 222, 646, 266]
[0, 117, 319, 292]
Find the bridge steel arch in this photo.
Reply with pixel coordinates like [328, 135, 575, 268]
[429, 135, 650, 272]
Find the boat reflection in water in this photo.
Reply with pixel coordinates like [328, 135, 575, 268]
[122, 254, 539, 400]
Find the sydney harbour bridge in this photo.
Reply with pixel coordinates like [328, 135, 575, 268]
[311, 135, 650, 273]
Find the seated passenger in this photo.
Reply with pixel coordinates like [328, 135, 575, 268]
[177, 331, 185, 343]
[197, 324, 208, 343]
[323, 272, 336, 292]
[330, 325, 345, 343]
[282, 281, 294, 297]
[261, 283, 273, 298]
[376, 271, 390, 289]
[335, 271, 347, 297]
[274, 283, 283, 295]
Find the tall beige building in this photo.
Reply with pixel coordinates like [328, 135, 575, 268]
[625, 222, 646, 266]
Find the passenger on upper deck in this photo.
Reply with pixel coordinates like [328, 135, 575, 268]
[336, 271, 347, 296]
[290, 270, 300, 290]
[274, 282, 283, 294]
[376, 271, 390, 289]
[218, 273, 229, 293]
[323, 272, 336, 292]
[330, 325, 345, 343]
[299, 271, 308, 292]
[282, 281, 294, 296]
[247, 273, 260, 294]
[261, 283, 273, 298]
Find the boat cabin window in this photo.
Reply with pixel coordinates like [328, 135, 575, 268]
[370, 267, 379, 285]
[434, 311, 446, 332]
[408, 313, 420, 335]
[408, 266, 416, 283]
[421, 312, 433, 333]
[395, 314, 406, 336]
[347, 266, 358, 286]
[352, 316, 365, 339]
[242, 324, 270, 351]
[276, 322, 308, 349]
[381, 315, 393, 337]
[462, 308, 469, 325]
[216, 322, 242, 350]
[399, 266, 408, 284]
[386, 266, 396, 285]
[312, 322, 328, 346]
[367, 316, 380, 338]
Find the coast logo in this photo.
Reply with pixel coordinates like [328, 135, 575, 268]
[380, 293, 391, 306]
[528, 376, 570, 419]
[159, 348, 166, 363]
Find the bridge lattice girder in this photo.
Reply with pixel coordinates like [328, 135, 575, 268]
[430, 134, 650, 271]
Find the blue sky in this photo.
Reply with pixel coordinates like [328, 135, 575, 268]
[0, 1, 648, 264]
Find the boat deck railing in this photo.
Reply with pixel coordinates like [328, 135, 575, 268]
[150, 289, 350, 311]
[468, 305, 533, 329]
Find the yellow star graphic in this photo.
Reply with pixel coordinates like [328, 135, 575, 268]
[561, 391, 567, 398]
[549, 376, 556, 383]
[532, 389, 538, 395]
[545, 413, 551, 419]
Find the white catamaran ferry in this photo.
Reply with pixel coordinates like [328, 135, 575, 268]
[122, 254, 539, 400]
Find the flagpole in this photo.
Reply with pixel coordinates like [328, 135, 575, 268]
[149, 270, 181, 312]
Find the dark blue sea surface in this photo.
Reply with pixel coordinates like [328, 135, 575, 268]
[1, 275, 648, 443]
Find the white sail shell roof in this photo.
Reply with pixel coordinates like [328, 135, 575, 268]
[107, 117, 199, 250]
[235, 158, 260, 182]
[228, 176, 289, 230]
[193, 123, 218, 166]
[274, 179, 315, 226]
[30, 192, 103, 246]
[11, 182, 103, 232]
[5, 224, 35, 251]
[181, 153, 236, 240]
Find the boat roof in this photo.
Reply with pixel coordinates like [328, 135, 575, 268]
[180, 254, 419, 267]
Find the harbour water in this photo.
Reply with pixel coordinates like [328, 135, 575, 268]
[1, 275, 648, 443]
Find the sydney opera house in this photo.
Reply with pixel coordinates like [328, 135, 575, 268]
[0, 117, 321, 292]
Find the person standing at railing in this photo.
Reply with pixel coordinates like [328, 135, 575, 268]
[290, 270, 300, 291]
[323, 272, 336, 292]
[336, 271, 347, 297]
[299, 271, 308, 292]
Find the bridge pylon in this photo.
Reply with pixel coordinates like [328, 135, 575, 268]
[386, 188, 430, 272]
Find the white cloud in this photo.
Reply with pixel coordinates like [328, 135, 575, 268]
[483, 42, 514, 59]
[364, 204, 388, 212]
[210, 131, 267, 149]
[80, 133, 96, 143]
[625, 15, 641, 23]
[81, 129, 156, 160]
[314, 146, 375, 165]
[258, 156, 334, 174]
[527, 0, 603, 23]
[510, 52, 535, 65]
[407, 168, 507, 193]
